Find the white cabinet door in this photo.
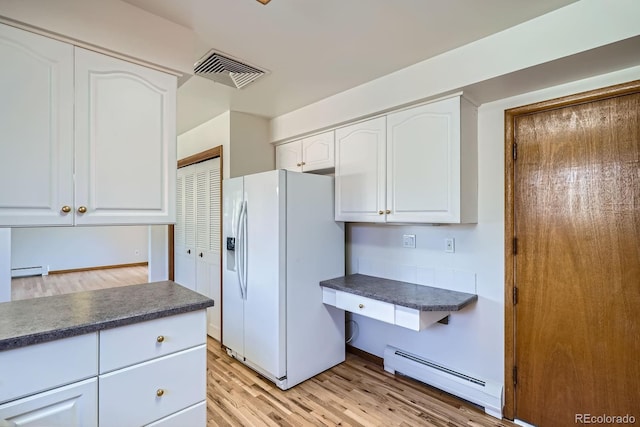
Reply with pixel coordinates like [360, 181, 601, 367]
[335, 117, 386, 222]
[74, 47, 176, 225]
[386, 96, 477, 223]
[387, 97, 458, 223]
[0, 24, 74, 226]
[301, 130, 334, 171]
[0, 379, 97, 427]
[275, 141, 302, 172]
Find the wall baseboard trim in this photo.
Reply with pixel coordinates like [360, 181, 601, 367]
[49, 262, 148, 275]
[346, 345, 383, 367]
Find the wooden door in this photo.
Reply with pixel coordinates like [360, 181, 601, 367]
[334, 116, 386, 222]
[0, 23, 74, 226]
[509, 85, 640, 426]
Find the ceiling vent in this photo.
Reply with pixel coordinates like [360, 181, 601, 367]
[194, 49, 267, 89]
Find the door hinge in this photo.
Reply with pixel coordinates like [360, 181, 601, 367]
[513, 142, 517, 160]
[513, 287, 518, 305]
[513, 237, 518, 255]
[513, 366, 518, 386]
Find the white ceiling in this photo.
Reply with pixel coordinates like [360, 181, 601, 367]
[122, 0, 577, 134]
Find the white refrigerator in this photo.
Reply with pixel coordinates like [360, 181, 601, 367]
[222, 169, 345, 390]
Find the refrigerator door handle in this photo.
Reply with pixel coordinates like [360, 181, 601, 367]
[236, 201, 246, 299]
[241, 200, 249, 298]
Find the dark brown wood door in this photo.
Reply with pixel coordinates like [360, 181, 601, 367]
[514, 92, 640, 426]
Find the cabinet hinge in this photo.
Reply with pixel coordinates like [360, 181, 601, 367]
[513, 366, 518, 386]
[513, 287, 518, 306]
[513, 142, 518, 160]
[513, 237, 518, 255]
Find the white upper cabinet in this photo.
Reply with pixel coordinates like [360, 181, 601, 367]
[335, 117, 386, 222]
[335, 95, 477, 224]
[275, 130, 334, 172]
[0, 24, 75, 226]
[275, 140, 302, 172]
[74, 47, 176, 225]
[0, 24, 177, 227]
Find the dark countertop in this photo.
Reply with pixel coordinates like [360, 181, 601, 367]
[320, 274, 477, 311]
[0, 281, 214, 351]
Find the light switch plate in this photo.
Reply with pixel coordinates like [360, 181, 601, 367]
[402, 234, 416, 248]
[445, 238, 455, 253]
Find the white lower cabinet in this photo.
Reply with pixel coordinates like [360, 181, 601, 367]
[145, 402, 206, 427]
[0, 379, 97, 427]
[0, 310, 208, 427]
[99, 346, 206, 427]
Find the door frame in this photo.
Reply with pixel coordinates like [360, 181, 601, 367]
[503, 79, 640, 419]
[169, 146, 223, 340]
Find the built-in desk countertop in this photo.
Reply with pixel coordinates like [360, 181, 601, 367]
[320, 274, 477, 331]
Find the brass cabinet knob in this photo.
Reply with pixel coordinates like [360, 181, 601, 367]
[156, 389, 165, 397]
[61, 206, 71, 213]
[358, 303, 364, 309]
[301, 161, 306, 166]
[296, 162, 302, 167]
[378, 210, 384, 215]
[77, 206, 87, 214]
[156, 335, 165, 343]
[385, 209, 391, 214]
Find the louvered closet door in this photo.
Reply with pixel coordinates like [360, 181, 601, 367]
[194, 158, 221, 340]
[174, 165, 196, 291]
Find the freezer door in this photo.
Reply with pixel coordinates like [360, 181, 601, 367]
[222, 176, 245, 356]
[243, 170, 286, 380]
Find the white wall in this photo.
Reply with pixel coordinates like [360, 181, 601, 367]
[345, 66, 640, 388]
[0, 228, 10, 302]
[229, 112, 273, 177]
[177, 110, 272, 178]
[270, 0, 640, 142]
[11, 226, 149, 273]
[0, 0, 196, 75]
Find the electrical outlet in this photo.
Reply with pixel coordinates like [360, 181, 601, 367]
[402, 234, 416, 248]
[445, 238, 455, 253]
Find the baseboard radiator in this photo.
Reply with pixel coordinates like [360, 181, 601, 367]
[11, 266, 46, 278]
[383, 345, 503, 419]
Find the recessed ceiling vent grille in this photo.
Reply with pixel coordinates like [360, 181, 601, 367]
[194, 49, 267, 89]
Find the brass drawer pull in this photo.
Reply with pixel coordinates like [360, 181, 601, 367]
[156, 335, 165, 343]
[156, 389, 165, 397]
[358, 303, 364, 309]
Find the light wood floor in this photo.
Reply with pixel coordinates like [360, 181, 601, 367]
[10, 265, 149, 300]
[206, 338, 516, 427]
[12, 267, 515, 426]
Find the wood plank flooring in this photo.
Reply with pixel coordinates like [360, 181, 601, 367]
[10, 265, 149, 300]
[12, 267, 516, 426]
[206, 337, 516, 427]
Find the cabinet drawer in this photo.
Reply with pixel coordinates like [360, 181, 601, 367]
[99, 345, 206, 427]
[335, 291, 394, 324]
[99, 310, 206, 373]
[0, 333, 97, 404]
[0, 378, 97, 427]
[145, 401, 206, 427]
